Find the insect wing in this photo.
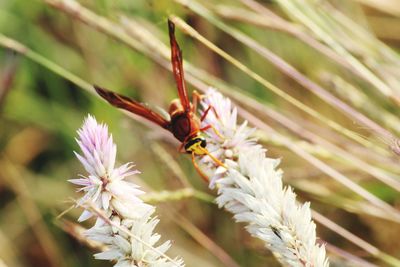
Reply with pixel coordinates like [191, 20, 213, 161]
[94, 85, 170, 129]
[168, 20, 191, 113]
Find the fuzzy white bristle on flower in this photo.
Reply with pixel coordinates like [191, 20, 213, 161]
[70, 115, 184, 267]
[200, 89, 329, 267]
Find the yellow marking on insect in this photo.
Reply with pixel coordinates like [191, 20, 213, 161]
[186, 141, 208, 155]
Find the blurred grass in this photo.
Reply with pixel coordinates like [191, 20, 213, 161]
[2, 0, 400, 266]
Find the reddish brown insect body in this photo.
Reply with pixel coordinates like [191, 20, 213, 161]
[94, 20, 224, 180]
[168, 99, 199, 142]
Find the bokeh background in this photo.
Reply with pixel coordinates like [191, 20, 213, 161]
[1, 0, 400, 266]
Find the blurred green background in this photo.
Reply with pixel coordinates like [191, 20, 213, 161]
[2, 0, 400, 266]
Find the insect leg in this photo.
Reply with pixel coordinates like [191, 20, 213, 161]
[198, 147, 227, 168]
[200, 106, 212, 121]
[192, 90, 204, 112]
[201, 105, 220, 121]
[200, 124, 225, 140]
[178, 142, 186, 153]
[200, 125, 212, 131]
[191, 152, 209, 182]
[192, 90, 220, 121]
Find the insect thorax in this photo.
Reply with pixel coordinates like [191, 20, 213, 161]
[170, 111, 201, 142]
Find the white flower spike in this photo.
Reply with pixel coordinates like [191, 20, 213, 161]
[71, 115, 184, 267]
[200, 89, 329, 267]
[70, 115, 147, 221]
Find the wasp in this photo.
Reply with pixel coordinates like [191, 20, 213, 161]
[94, 20, 224, 181]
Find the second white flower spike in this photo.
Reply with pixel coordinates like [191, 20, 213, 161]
[200, 89, 329, 267]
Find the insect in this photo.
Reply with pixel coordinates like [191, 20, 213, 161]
[94, 20, 224, 181]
